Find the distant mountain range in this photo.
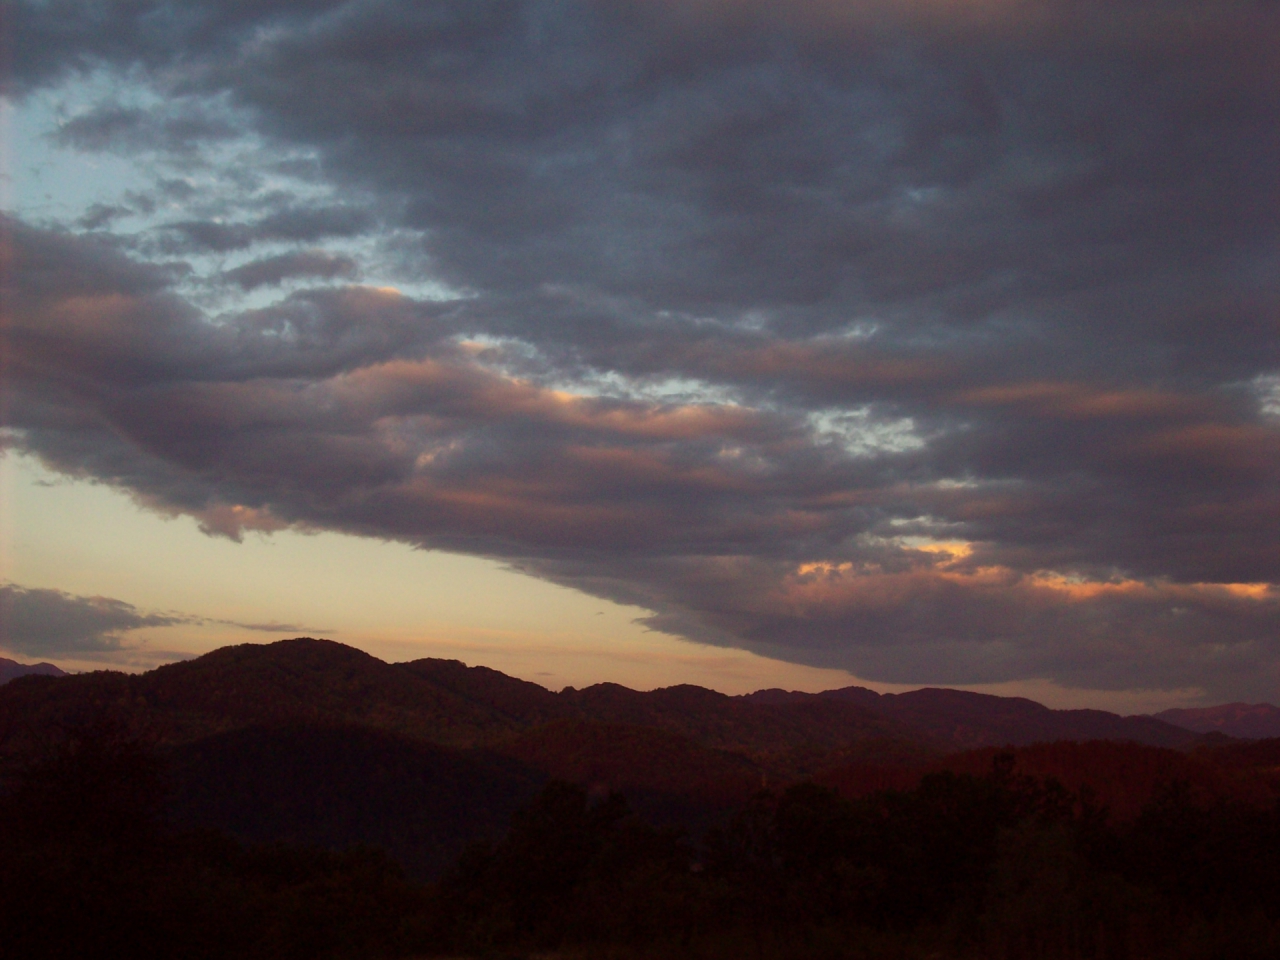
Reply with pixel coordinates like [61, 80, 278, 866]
[0, 637, 1219, 756]
[1152, 702, 1280, 739]
[744, 684, 1208, 750]
[0, 657, 64, 685]
[4, 638, 1279, 877]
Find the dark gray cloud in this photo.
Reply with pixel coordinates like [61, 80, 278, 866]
[223, 251, 359, 290]
[77, 203, 133, 230]
[0, 582, 322, 657]
[54, 102, 236, 155]
[160, 205, 375, 253]
[218, 619, 325, 634]
[0, 583, 187, 655]
[6, 0, 1280, 698]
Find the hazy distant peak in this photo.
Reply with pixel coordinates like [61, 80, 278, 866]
[1155, 703, 1280, 739]
[0, 657, 66, 685]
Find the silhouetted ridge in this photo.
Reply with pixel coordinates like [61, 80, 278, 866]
[564, 681, 914, 756]
[1, 638, 1212, 762]
[746, 683, 1203, 749]
[0, 638, 534, 751]
[396, 656, 569, 726]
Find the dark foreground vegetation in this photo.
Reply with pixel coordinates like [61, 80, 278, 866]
[5, 723, 1280, 960]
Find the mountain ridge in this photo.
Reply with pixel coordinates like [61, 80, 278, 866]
[1155, 702, 1280, 739]
[0, 657, 65, 685]
[0, 637, 1221, 759]
[742, 684, 1207, 749]
[8, 637, 1280, 882]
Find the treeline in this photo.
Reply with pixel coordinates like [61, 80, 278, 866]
[435, 762, 1280, 959]
[4, 726, 1280, 959]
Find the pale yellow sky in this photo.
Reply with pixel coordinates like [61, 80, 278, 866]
[1, 451, 1203, 712]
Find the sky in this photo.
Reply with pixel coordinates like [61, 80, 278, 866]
[1, 0, 1278, 710]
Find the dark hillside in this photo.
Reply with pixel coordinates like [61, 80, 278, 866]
[817, 739, 1279, 820]
[0, 671, 141, 755]
[763, 735, 939, 784]
[1195, 737, 1280, 795]
[165, 724, 545, 878]
[881, 688, 1202, 749]
[396, 656, 570, 726]
[745, 684, 1203, 749]
[135, 639, 521, 745]
[498, 719, 761, 826]
[0, 639, 530, 752]
[565, 682, 917, 756]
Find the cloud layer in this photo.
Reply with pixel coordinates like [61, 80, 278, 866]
[0, 581, 320, 658]
[0, 583, 186, 655]
[4, 0, 1279, 697]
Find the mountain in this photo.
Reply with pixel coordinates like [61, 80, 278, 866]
[816, 738, 1279, 820]
[8, 637, 1280, 881]
[1, 638, 1209, 760]
[1190, 738, 1280, 796]
[0, 658, 64, 685]
[564, 681, 917, 757]
[1154, 702, 1280, 739]
[165, 723, 545, 878]
[743, 685, 1203, 749]
[0, 638, 533, 753]
[398, 657, 570, 726]
[496, 718, 762, 831]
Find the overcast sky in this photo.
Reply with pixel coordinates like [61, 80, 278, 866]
[2, 0, 1278, 707]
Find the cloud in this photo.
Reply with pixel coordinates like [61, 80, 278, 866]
[0, 584, 188, 656]
[160, 206, 375, 253]
[0, 583, 325, 658]
[507, 550, 1280, 695]
[223, 251, 359, 290]
[217, 620, 327, 634]
[5, 0, 1280, 698]
[54, 102, 236, 156]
